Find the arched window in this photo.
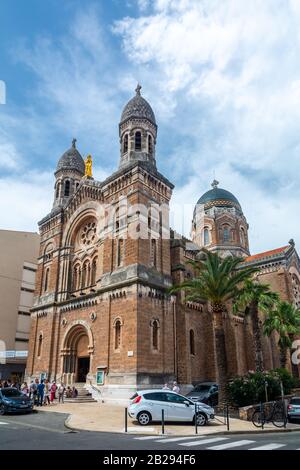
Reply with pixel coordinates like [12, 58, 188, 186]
[148, 135, 153, 154]
[240, 227, 245, 246]
[114, 320, 122, 350]
[37, 334, 43, 357]
[190, 329, 195, 355]
[82, 261, 90, 289]
[64, 180, 70, 197]
[152, 320, 159, 350]
[91, 258, 97, 286]
[203, 228, 209, 246]
[44, 267, 50, 292]
[223, 226, 230, 242]
[117, 239, 124, 267]
[73, 264, 81, 291]
[151, 239, 157, 267]
[123, 134, 128, 153]
[135, 131, 141, 151]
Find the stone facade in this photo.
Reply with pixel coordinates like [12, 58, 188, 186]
[26, 86, 300, 399]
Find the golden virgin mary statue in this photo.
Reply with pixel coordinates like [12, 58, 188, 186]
[84, 155, 93, 178]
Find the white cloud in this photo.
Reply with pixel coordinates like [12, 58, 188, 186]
[115, 0, 300, 253]
[0, 171, 53, 232]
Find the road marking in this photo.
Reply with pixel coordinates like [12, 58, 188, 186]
[0, 419, 67, 434]
[179, 437, 228, 447]
[0, 422, 9, 425]
[250, 443, 286, 450]
[134, 435, 165, 440]
[207, 440, 255, 450]
[155, 436, 205, 443]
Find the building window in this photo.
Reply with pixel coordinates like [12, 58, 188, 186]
[64, 180, 70, 197]
[240, 227, 245, 246]
[203, 228, 209, 246]
[117, 239, 124, 267]
[152, 320, 159, 350]
[151, 239, 157, 268]
[190, 329, 195, 355]
[223, 226, 230, 242]
[135, 131, 141, 151]
[72, 264, 81, 291]
[114, 320, 122, 350]
[91, 258, 97, 286]
[82, 261, 90, 289]
[44, 268, 50, 292]
[148, 135, 153, 154]
[37, 334, 43, 357]
[123, 134, 128, 153]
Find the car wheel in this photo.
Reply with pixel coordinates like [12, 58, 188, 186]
[195, 412, 207, 426]
[0, 404, 6, 415]
[137, 411, 152, 426]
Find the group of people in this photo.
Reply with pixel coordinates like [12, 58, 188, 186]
[162, 381, 181, 393]
[0, 378, 78, 406]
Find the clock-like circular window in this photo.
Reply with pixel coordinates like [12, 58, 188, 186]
[80, 221, 97, 246]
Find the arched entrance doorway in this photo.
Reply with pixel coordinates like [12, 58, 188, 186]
[61, 323, 93, 384]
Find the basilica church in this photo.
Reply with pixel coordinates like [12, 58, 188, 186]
[26, 85, 300, 399]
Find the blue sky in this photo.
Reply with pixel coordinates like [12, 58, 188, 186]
[1, 0, 300, 254]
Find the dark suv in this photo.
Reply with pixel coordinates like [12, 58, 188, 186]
[0, 388, 33, 414]
[185, 382, 218, 406]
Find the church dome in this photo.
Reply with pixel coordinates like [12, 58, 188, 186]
[120, 84, 156, 125]
[197, 180, 241, 208]
[56, 139, 85, 175]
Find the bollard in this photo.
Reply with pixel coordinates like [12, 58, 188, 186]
[194, 403, 198, 434]
[226, 404, 229, 431]
[125, 407, 128, 433]
[161, 409, 165, 435]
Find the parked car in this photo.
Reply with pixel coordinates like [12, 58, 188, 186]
[128, 389, 215, 426]
[185, 382, 218, 406]
[0, 387, 34, 415]
[287, 397, 300, 423]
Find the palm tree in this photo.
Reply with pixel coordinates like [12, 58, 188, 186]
[263, 301, 300, 368]
[234, 280, 279, 372]
[170, 249, 257, 404]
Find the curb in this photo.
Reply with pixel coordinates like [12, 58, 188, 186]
[62, 415, 300, 436]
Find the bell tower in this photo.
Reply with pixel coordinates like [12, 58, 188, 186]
[119, 84, 157, 169]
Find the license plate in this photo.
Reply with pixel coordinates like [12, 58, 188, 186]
[19, 404, 28, 408]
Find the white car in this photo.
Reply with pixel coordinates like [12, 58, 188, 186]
[128, 389, 215, 426]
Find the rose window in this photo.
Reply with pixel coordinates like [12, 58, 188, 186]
[81, 221, 97, 245]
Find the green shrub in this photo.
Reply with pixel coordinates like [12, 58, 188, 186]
[227, 369, 296, 407]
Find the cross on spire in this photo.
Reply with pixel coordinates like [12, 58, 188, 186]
[135, 83, 142, 95]
[72, 138, 77, 148]
[211, 179, 219, 189]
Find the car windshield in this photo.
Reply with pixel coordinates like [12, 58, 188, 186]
[193, 385, 211, 392]
[1, 388, 22, 398]
[291, 398, 300, 405]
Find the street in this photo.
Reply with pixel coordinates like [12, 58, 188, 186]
[0, 411, 300, 450]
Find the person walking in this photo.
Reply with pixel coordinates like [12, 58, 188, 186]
[37, 380, 45, 406]
[172, 381, 180, 394]
[50, 381, 57, 404]
[58, 383, 65, 404]
[162, 383, 170, 390]
[44, 379, 50, 405]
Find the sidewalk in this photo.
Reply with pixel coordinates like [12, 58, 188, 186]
[37, 402, 300, 435]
